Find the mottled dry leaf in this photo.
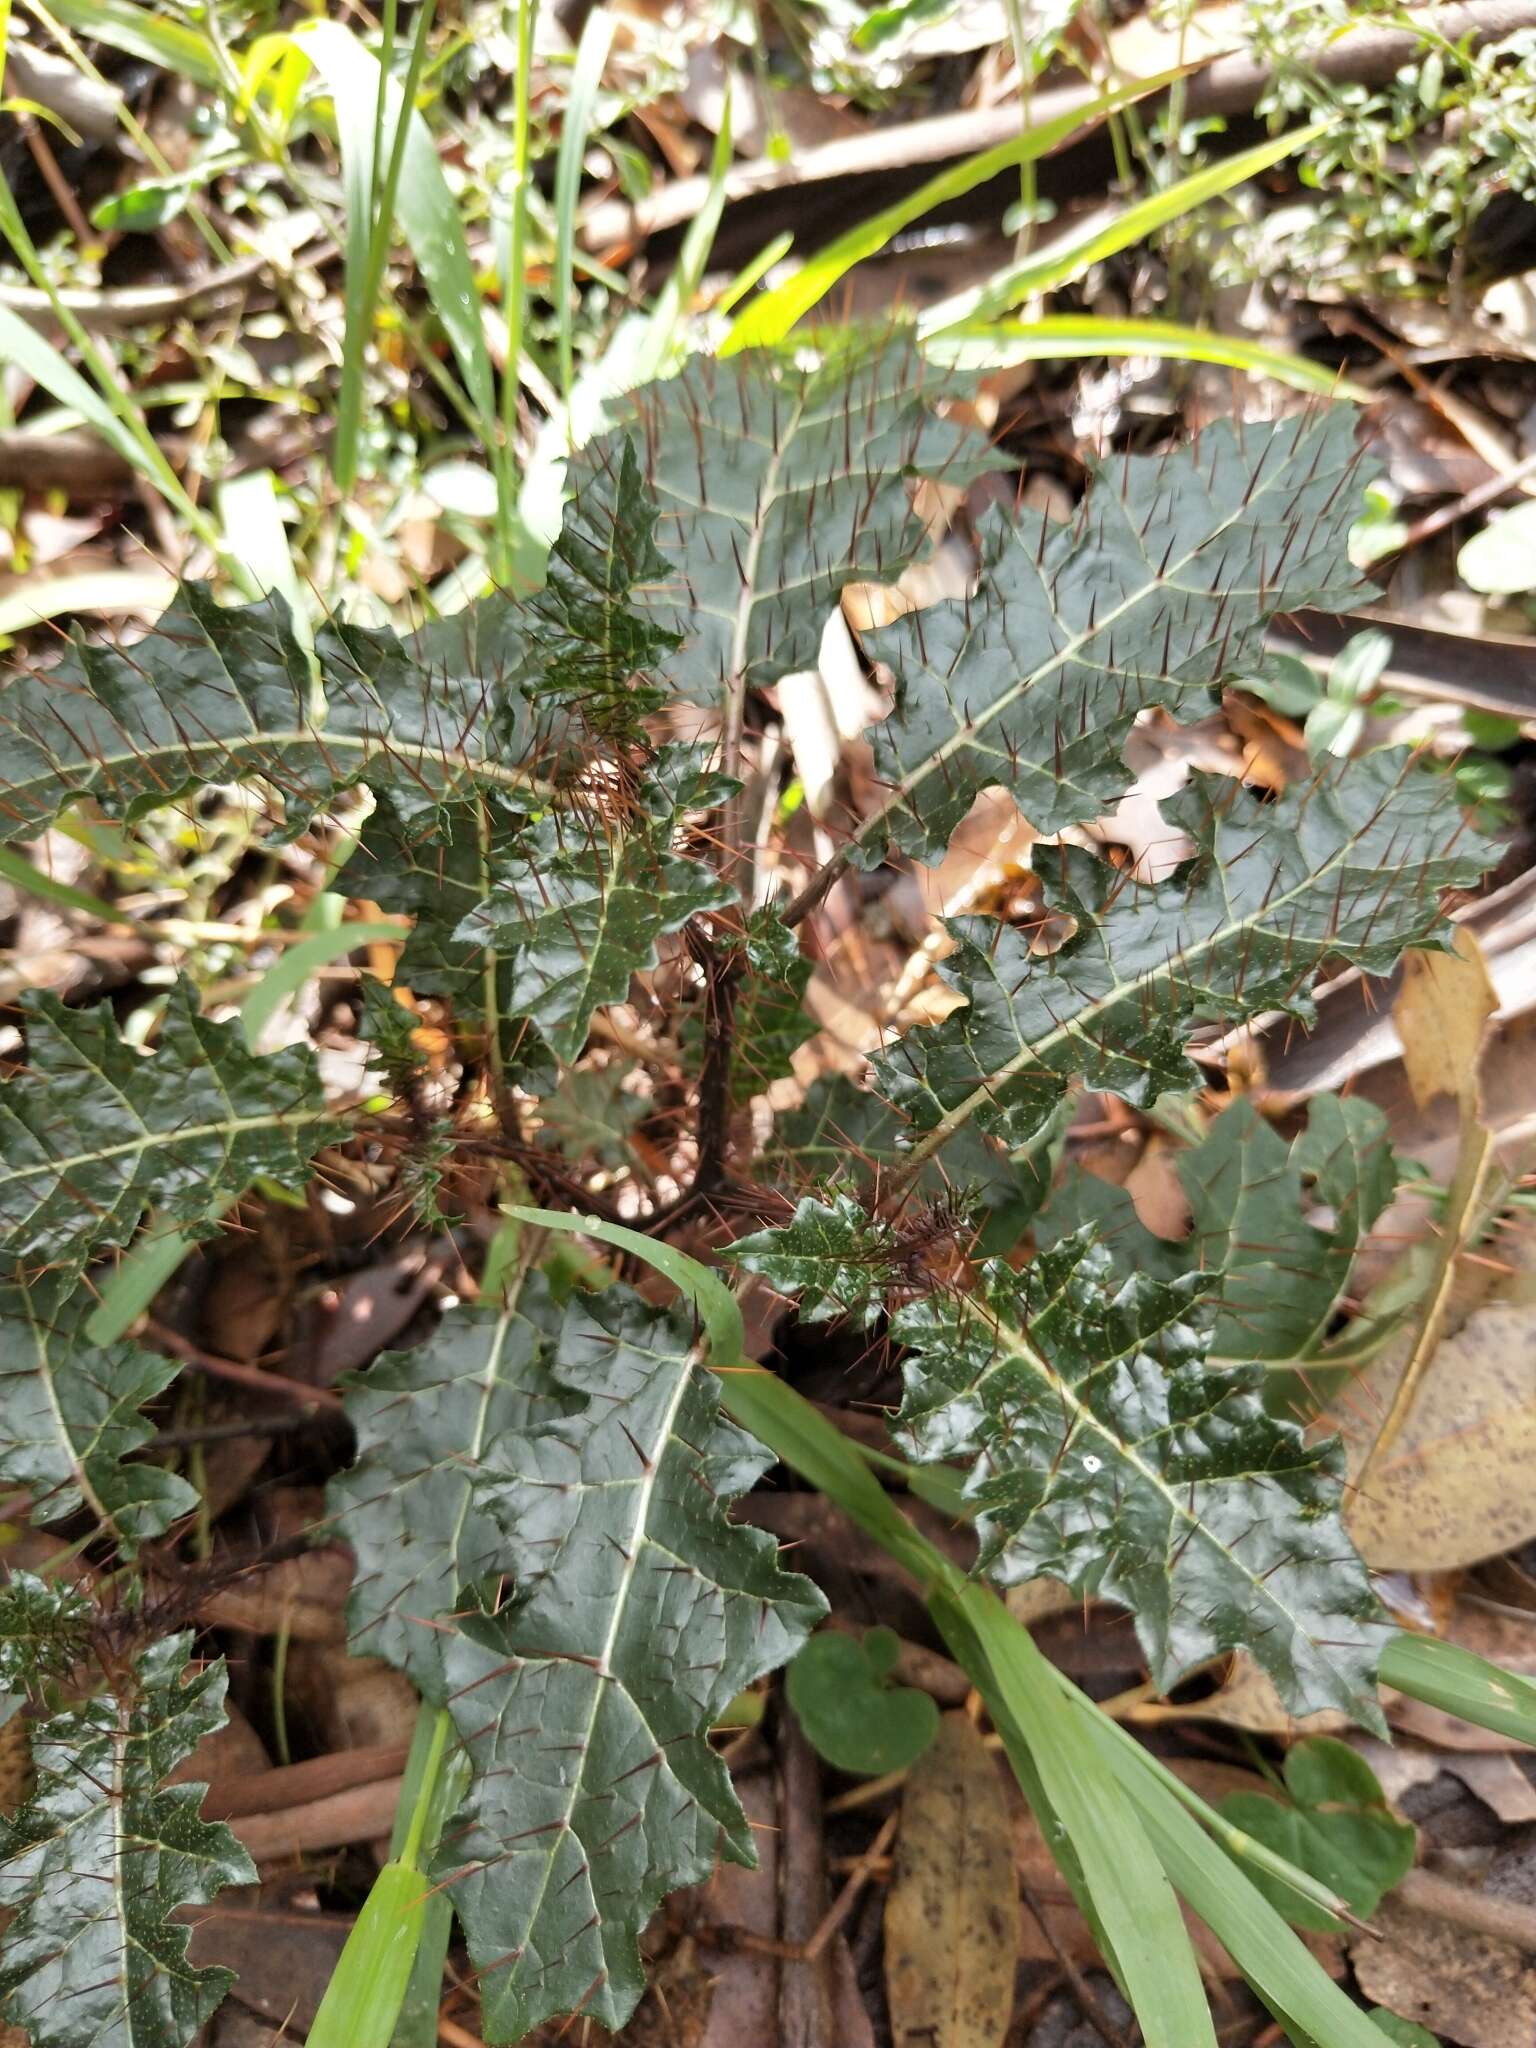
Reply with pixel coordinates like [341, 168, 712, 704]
[1350, 1896, 1536, 2048]
[884, 1712, 1018, 2048]
[1362, 930, 1501, 1472]
[1348, 1300, 1536, 1569]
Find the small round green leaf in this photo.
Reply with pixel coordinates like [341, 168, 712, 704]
[1218, 1737, 1416, 1930]
[787, 1628, 940, 1777]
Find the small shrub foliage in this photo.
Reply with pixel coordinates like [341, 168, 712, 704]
[0, 343, 1495, 2045]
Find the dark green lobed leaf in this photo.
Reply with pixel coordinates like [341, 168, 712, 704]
[524, 437, 683, 727]
[768, 1074, 1060, 1246]
[0, 1279, 198, 1550]
[430, 1288, 825, 2039]
[0, 1635, 256, 2048]
[726, 1192, 895, 1326]
[1039, 1093, 1396, 1365]
[573, 339, 992, 708]
[0, 1573, 91, 1721]
[0, 587, 548, 843]
[893, 1232, 1388, 1724]
[864, 410, 1372, 860]
[452, 814, 732, 1064]
[1181, 1094, 1394, 1362]
[0, 978, 344, 1277]
[877, 754, 1496, 1166]
[725, 908, 815, 1103]
[327, 1275, 574, 1681]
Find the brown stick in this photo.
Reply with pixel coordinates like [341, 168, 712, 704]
[142, 1318, 345, 1414]
[227, 1774, 405, 1862]
[201, 1742, 411, 1822]
[581, 3, 1536, 250]
[1395, 1868, 1536, 1953]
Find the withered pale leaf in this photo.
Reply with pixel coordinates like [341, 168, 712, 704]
[884, 1712, 1018, 2048]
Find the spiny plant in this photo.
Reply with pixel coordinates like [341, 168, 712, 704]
[0, 337, 1520, 2048]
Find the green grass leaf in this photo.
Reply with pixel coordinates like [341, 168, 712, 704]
[922, 313, 1367, 399]
[919, 124, 1331, 335]
[723, 70, 1185, 353]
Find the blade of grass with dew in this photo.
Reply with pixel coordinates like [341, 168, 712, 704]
[1381, 1632, 1536, 1748]
[240, 921, 409, 1051]
[720, 67, 1186, 353]
[922, 313, 1366, 399]
[919, 122, 1330, 336]
[554, 7, 615, 400]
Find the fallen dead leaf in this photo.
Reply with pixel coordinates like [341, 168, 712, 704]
[1346, 1297, 1536, 1569]
[1350, 1894, 1536, 2048]
[1128, 1653, 1350, 1741]
[885, 1711, 1019, 2048]
[1356, 929, 1503, 1482]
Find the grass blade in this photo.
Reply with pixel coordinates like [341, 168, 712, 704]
[40, 0, 221, 88]
[1079, 1711, 1389, 2048]
[554, 8, 615, 399]
[0, 844, 127, 924]
[239, 921, 409, 1051]
[86, 1221, 201, 1345]
[920, 123, 1329, 335]
[215, 469, 313, 659]
[955, 1587, 1217, 2048]
[721, 68, 1185, 354]
[922, 313, 1366, 399]
[1381, 1632, 1536, 1748]
[295, 21, 498, 451]
[0, 568, 175, 638]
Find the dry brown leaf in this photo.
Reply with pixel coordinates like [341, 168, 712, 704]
[1127, 1653, 1350, 1740]
[1359, 930, 1501, 1476]
[1347, 1298, 1536, 1569]
[885, 1712, 1019, 2048]
[1350, 1895, 1536, 2048]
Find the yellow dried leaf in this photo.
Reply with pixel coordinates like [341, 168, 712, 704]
[884, 1712, 1018, 2048]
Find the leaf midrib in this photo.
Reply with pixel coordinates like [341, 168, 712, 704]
[952, 1285, 1353, 1695]
[0, 1104, 338, 1201]
[864, 454, 1327, 852]
[904, 777, 1394, 1170]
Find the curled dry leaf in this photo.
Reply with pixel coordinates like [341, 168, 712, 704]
[884, 1712, 1019, 2048]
